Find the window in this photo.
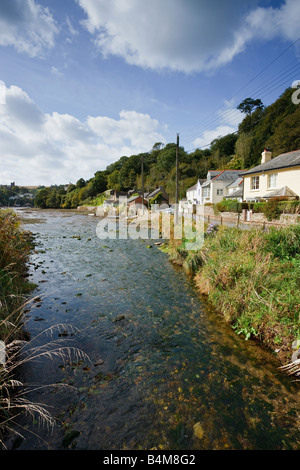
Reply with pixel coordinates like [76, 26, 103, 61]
[268, 173, 278, 189]
[251, 176, 259, 190]
[217, 189, 223, 196]
[202, 188, 210, 198]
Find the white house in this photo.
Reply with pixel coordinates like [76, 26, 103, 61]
[180, 170, 244, 207]
[224, 177, 244, 202]
[200, 170, 244, 204]
[241, 148, 300, 201]
[185, 179, 206, 204]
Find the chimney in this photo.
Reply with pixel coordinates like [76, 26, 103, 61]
[261, 148, 272, 164]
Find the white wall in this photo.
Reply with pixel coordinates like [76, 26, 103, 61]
[244, 166, 300, 200]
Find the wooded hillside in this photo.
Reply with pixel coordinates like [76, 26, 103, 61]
[34, 87, 300, 208]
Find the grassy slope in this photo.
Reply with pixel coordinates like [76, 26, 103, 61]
[167, 223, 300, 365]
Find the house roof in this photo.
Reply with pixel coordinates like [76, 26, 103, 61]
[241, 149, 300, 176]
[127, 195, 141, 203]
[224, 187, 243, 199]
[262, 186, 298, 199]
[207, 171, 222, 179]
[187, 183, 197, 192]
[212, 170, 244, 181]
[146, 186, 169, 199]
[202, 170, 243, 187]
[227, 177, 243, 189]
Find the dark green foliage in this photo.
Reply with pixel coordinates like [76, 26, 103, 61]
[34, 87, 300, 209]
[210, 133, 238, 157]
[0, 186, 35, 207]
[264, 225, 300, 260]
[237, 88, 299, 168]
[237, 98, 264, 115]
[217, 199, 242, 213]
[263, 199, 281, 221]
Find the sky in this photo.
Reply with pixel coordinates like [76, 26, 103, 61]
[0, 0, 300, 186]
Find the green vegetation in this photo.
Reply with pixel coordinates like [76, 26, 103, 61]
[0, 210, 88, 447]
[0, 209, 35, 340]
[167, 222, 300, 365]
[0, 209, 36, 444]
[0, 186, 35, 208]
[235, 87, 300, 168]
[33, 87, 300, 211]
[216, 198, 300, 218]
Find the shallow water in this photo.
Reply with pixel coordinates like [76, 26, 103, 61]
[8, 209, 300, 450]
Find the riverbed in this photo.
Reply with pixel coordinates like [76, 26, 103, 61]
[8, 209, 300, 450]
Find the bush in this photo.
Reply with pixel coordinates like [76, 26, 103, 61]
[252, 202, 265, 213]
[278, 200, 300, 214]
[216, 199, 242, 213]
[263, 199, 281, 221]
[264, 225, 300, 260]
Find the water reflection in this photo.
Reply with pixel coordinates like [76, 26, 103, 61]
[9, 209, 300, 450]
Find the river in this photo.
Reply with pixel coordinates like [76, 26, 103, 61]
[7, 209, 300, 450]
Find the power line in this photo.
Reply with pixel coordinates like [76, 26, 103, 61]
[184, 93, 297, 154]
[182, 67, 300, 149]
[181, 35, 300, 148]
[182, 63, 300, 146]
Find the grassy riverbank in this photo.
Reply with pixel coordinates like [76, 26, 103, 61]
[0, 209, 36, 445]
[166, 222, 300, 367]
[0, 210, 35, 340]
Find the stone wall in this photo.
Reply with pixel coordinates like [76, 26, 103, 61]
[202, 205, 300, 226]
[77, 206, 97, 213]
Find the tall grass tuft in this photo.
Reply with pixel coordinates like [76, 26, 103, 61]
[168, 222, 300, 372]
[0, 209, 90, 447]
[0, 312, 90, 448]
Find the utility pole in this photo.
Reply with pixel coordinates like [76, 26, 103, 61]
[175, 133, 180, 223]
[141, 154, 144, 214]
[175, 133, 179, 205]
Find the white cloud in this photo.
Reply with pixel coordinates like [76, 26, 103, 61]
[0, 0, 59, 57]
[193, 125, 237, 149]
[0, 82, 165, 186]
[217, 107, 244, 128]
[191, 101, 243, 149]
[51, 66, 63, 77]
[77, 0, 300, 73]
[0, 81, 6, 105]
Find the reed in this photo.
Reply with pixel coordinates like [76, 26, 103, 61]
[0, 209, 90, 447]
[0, 306, 90, 448]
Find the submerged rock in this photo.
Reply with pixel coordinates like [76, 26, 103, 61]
[113, 315, 125, 323]
[94, 359, 104, 366]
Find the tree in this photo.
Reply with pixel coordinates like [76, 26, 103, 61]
[210, 133, 238, 158]
[76, 178, 86, 189]
[226, 154, 244, 170]
[34, 188, 51, 208]
[90, 171, 107, 195]
[46, 189, 60, 208]
[107, 170, 121, 191]
[237, 98, 264, 116]
[235, 133, 253, 168]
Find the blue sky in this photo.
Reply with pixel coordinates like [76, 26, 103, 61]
[0, 0, 299, 186]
